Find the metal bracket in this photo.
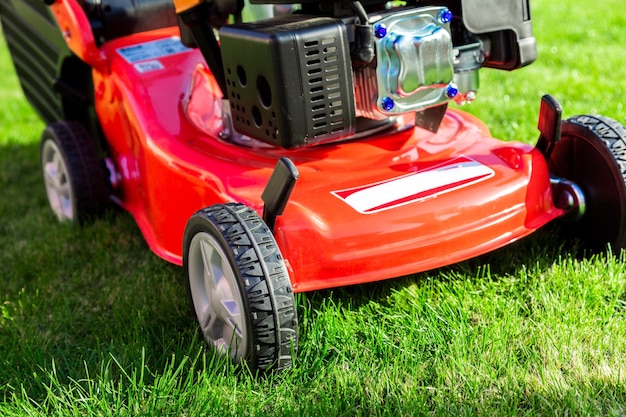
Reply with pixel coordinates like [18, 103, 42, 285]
[415, 104, 448, 133]
[262, 157, 299, 232]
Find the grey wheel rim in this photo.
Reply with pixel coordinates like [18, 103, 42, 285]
[187, 231, 249, 359]
[42, 139, 74, 221]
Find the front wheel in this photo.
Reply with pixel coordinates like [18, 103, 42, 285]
[182, 203, 298, 371]
[548, 115, 626, 252]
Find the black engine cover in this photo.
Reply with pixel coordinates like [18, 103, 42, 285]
[219, 15, 356, 148]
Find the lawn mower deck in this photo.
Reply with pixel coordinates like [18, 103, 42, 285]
[99, 28, 565, 291]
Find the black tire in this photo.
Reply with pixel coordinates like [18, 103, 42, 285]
[548, 115, 626, 252]
[40, 120, 109, 224]
[182, 203, 298, 371]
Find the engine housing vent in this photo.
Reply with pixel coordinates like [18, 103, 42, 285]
[220, 15, 356, 148]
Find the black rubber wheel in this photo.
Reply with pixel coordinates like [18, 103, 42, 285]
[40, 120, 109, 224]
[548, 115, 626, 252]
[182, 203, 298, 371]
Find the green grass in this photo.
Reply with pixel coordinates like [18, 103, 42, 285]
[1, 0, 626, 415]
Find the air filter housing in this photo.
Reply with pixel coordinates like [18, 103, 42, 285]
[219, 15, 356, 148]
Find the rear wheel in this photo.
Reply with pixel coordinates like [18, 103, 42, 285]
[548, 115, 626, 252]
[40, 121, 109, 224]
[183, 203, 297, 371]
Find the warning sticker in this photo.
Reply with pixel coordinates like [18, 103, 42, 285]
[117, 37, 190, 64]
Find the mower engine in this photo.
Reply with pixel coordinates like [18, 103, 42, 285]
[183, 0, 536, 148]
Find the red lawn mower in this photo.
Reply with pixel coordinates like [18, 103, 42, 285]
[2, 0, 625, 371]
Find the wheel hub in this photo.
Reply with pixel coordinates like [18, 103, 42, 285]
[41, 140, 74, 221]
[188, 231, 249, 359]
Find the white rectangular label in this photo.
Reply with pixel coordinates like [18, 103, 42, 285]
[134, 60, 164, 73]
[117, 37, 190, 64]
[332, 156, 494, 214]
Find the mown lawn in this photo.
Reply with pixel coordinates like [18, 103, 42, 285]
[1, 0, 625, 415]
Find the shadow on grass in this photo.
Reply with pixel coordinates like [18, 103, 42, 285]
[0, 141, 207, 401]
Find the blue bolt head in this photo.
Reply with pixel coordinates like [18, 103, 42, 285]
[446, 83, 459, 99]
[438, 9, 453, 24]
[374, 24, 387, 39]
[381, 96, 395, 111]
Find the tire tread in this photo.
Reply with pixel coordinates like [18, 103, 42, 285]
[41, 120, 109, 223]
[194, 203, 297, 371]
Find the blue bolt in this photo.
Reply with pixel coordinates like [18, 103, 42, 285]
[438, 9, 453, 24]
[374, 24, 387, 39]
[381, 97, 395, 111]
[446, 83, 458, 99]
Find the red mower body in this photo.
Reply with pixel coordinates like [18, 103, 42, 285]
[68, 24, 563, 292]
